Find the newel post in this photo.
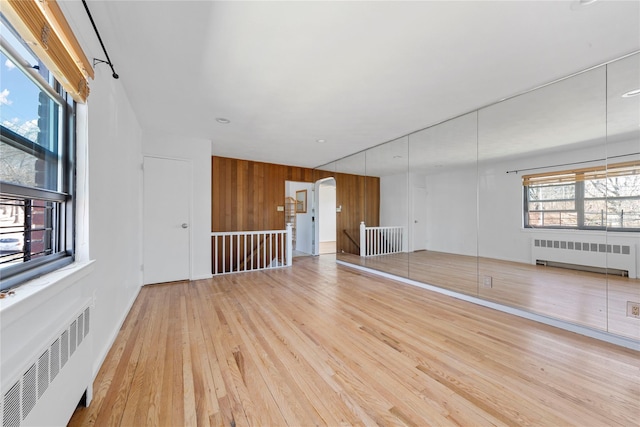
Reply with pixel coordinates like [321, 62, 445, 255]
[285, 223, 293, 266]
[360, 221, 366, 257]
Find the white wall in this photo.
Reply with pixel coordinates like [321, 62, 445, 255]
[380, 173, 408, 229]
[319, 184, 336, 242]
[425, 167, 478, 257]
[286, 181, 314, 254]
[84, 65, 144, 378]
[142, 132, 212, 280]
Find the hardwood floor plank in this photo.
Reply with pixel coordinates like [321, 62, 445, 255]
[70, 256, 640, 427]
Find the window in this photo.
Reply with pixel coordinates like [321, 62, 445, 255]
[523, 161, 640, 231]
[0, 17, 75, 289]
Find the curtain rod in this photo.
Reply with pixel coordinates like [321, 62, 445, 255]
[505, 152, 640, 174]
[82, 0, 119, 79]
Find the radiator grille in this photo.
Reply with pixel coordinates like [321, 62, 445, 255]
[84, 307, 90, 337]
[69, 320, 77, 356]
[61, 331, 69, 367]
[534, 239, 631, 254]
[532, 238, 636, 278]
[21, 366, 36, 420]
[1, 306, 90, 427]
[50, 339, 60, 381]
[3, 383, 20, 427]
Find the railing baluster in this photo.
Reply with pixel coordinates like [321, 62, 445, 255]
[229, 236, 233, 272]
[214, 236, 218, 274]
[269, 232, 273, 269]
[243, 234, 247, 271]
[250, 234, 254, 270]
[222, 236, 226, 274]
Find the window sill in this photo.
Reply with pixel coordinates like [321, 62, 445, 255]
[0, 260, 95, 328]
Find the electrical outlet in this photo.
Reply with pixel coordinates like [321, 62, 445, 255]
[482, 276, 493, 288]
[627, 301, 640, 319]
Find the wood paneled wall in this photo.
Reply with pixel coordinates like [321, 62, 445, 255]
[212, 157, 379, 255]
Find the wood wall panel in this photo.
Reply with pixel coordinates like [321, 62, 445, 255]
[212, 157, 379, 255]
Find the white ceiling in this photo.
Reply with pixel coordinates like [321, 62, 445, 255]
[60, 0, 639, 169]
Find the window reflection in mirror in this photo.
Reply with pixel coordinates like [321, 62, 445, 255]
[477, 65, 608, 330]
[605, 53, 640, 340]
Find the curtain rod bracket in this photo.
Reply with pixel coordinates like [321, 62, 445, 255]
[92, 58, 119, 79]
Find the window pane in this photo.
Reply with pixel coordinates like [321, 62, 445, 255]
[0, 198, 25, 267]
[528, 183, 575, 201]
[606, 175, 640, 198]
[584, 179, 607, 198]
[0, 141, 39, 186]
[0, 51, 60, 191]
[0, 196, 60, 270]
[584, 198, 606, 227]
[527, 211, 577, 227]
[607, 199, 640, 229]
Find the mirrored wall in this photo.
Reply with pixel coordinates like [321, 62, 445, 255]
[315, 52, 640, 341]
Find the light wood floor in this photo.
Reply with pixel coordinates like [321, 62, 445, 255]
[339, 251, 640, 341]
[69, 256, 639, 426]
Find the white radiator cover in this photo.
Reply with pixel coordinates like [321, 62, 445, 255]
[1, 263, 95, 427]
[531, 238, 637, 278]
[1, 302, 92, 427]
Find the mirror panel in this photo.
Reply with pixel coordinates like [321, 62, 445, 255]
[605, 53, 640, 340]
[334, 152, 368, 264]
[408, 112, 479, 295]
[363, 137, 409, 278]
[477, 65, 608, 330]
[316, 53, 638, 342]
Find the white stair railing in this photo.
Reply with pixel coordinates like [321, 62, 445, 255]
[360, 221, 405, 257]
[211, 224, 293, 275]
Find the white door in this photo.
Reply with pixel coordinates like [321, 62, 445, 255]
[143, 156, 191, 284]
[411, 186, 427, 251]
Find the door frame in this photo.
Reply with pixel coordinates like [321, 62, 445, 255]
[312, 177, 337, 256]
[142, 155, 193, 284]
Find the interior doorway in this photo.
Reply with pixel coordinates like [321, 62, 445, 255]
[313, 177, 337, 255]
[285, 181, 314, 256]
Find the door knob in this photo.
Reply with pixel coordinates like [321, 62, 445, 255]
[181, 223, 189, 229]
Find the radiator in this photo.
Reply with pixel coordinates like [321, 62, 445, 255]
[1, 303, 92, 427]
[531, 238, 637, 278]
